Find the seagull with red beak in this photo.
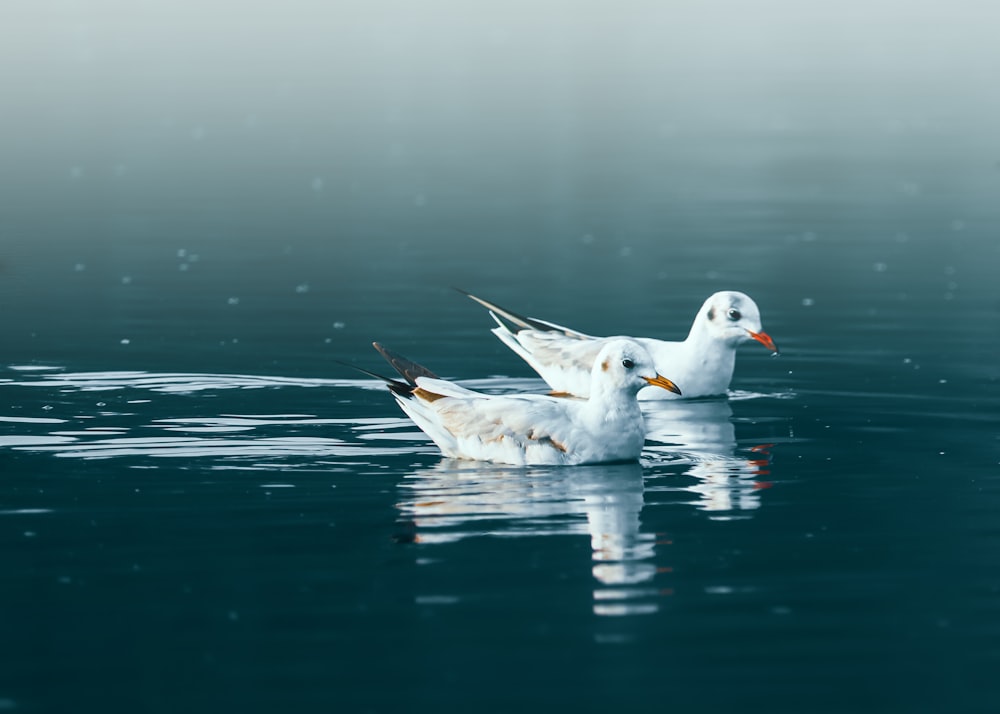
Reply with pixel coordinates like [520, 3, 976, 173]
[461, 290, 779, 401]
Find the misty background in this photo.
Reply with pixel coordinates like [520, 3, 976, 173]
[2, 0, 998, 373]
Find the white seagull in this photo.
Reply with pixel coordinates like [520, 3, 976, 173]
[461, 290, 778, 400]
[362, 340, 681, 466]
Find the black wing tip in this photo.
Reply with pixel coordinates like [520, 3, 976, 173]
[386, 382, 416, 399]
[458, 290, 559, 333]
[335, 358, 415, 397]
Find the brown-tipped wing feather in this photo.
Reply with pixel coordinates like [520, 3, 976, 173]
[373, 342, 440, 385]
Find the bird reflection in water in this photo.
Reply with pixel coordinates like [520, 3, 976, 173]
[393, 394, 775, 616]
[642, 398, 773, 518]
[396, 460, 671, 617]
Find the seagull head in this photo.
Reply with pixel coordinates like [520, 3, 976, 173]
[699, 291, 778, 354]
[591, 339, 681, 397]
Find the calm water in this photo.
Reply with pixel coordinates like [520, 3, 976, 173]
[4, 3, 1000, 712]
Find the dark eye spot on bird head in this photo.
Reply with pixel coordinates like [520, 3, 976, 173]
[622, 358, 635, 369]
[707, 307, 716, 321]
[601, 360, 609, 371]
[727, 308, 741, 321]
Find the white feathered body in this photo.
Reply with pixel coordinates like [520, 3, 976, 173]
[492, 327, 735, 401]
[482, 290, 774, 400]
[394, 376, 647, 466]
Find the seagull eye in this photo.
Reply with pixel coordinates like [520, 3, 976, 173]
[727, 308, 741, 321]
[622, 358, 635, 369]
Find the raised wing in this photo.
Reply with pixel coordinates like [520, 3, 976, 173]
[460, 290, 596, 339]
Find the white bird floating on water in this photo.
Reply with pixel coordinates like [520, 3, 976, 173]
[461, 290, 778, 400]
[363, 340, 680, 466]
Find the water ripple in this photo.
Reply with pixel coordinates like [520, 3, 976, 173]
[1, 366, 799, 617]
[6, 368, 381, 394]
[3, 369, 789, 512]
[22, 435, 427, 460]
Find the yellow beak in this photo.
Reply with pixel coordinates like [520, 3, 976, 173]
[644, 374, 682, 395]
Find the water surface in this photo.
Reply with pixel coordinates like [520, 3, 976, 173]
[3, 2, 1000, 712]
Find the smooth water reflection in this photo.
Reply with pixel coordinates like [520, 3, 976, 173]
[397, 460, 669, 616]
[643, 398, 786, 517]
[393, 395, 789, 616]
[4, 365, 791, 619]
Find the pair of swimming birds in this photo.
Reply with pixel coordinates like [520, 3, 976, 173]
[362, 291, 778, 467]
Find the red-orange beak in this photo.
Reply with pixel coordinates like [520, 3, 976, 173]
[747, 330, 778, 354]
[644, 374, 682, 395]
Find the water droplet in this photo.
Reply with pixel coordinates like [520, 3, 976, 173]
[295, 283, 310, 294]
[801, 298, 815, 307]
[74, 263, 86, 272]
[120, 338, 131, 345]
[333, 321, 346, 329]
[873, 262, 888, 272]
[227, 297, 240, 305]
[121, 276, 132, 285]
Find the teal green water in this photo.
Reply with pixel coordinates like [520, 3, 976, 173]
[3, 3, 1000, 712]
[3, 217, 998, 712]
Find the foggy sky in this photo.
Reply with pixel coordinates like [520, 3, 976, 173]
[2, 0, 998, 232]
[4, 0, 999, 133]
